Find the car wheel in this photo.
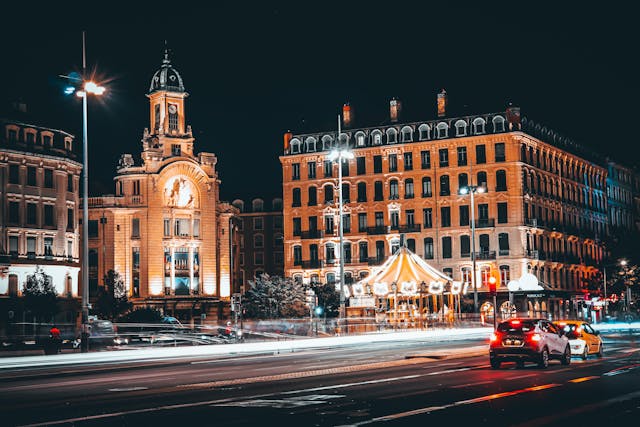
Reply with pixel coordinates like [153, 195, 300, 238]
[490, 358, 501, 369]
[561, 346, 571, 365]
[597, 343, 604, 358]
[581, 345, 588, 360]
[516, 360, 525, 369]
[538, 348, 549, 368]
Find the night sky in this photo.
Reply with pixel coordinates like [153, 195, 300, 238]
[1, 3, 637, 201]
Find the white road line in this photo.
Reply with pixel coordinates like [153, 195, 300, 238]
[425, 367, 472, 376]
[108, 387, 148, 392]
[450, 380, 494, 388]
[279, 374, 422, 395]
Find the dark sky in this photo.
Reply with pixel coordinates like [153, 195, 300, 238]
[1, 3, 637, 201]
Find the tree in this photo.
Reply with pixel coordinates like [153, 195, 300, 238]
[22, 266, 58, 323]
[94, 270, 132, 320]
[243, 274, 308, 319]
[120, 307, 163, 323]
[310, 282, 340, 318]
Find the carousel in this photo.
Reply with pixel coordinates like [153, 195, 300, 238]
[347, 247, 466, 329]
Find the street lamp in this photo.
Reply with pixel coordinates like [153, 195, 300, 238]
[327, 119, 354, 330]
[459, 184, 486, 314]
[619, 259, 631, 314]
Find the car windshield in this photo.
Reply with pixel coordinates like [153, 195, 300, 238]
[559, 324, 581, 339]
[497, 320, 536, 333]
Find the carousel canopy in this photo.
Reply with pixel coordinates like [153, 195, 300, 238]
[353, 247, 463, 297]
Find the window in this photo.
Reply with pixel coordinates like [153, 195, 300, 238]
[356, 157, 366, 175]
[43, 135, 52, 146]
[423, 208, 433, 228]
[344, 243, 352, 263]
[26, 132, 35, 144]
[168, 105, 178, 130]
[42, 237, 53, 257]
[325, 243, 336, 262]
[44, 205, 55, 227]
[254, 252, 264, 265]
[404, 152, 413, 170]
[406, 209, 415, 225]
[342, 183, 350, 202]
[9, 236, 18, 255]
[154, 104, 161, 131]
[132, 180, 141, 195]
[324, 185, 334, 204]
[424, 237, 434, 259]
[308, 216, 318, 231]
[401, 127, 413, 142]
[479, 233, 490, 253]
[306, 137, 317, 152]
[254, 217, 264, 230]
[9, 164, 20, 184]
[374, 181, 383, 201]
[375, 211, 384, 227]
[477, 171, 487, 188]
[341, 159, 350, 177]
[389, 179, 399, 199]
[359, 241, 369, 262]
[476, 145, 486, 164]
[67, 174, 74, 192]
[498, 202, 508, 224]
[495, 143, 506, 162]
[164, 219, 171, 236]
[355, 133, 366, 147]
[375, 240, 385, 260]
[404, 179, 414, 198]
[26, 203, 37, 225]
[455, 120, 467, 136]
[441, 207, 451, 227]
[323, 160, 333, 177]
[292, 218, 301, 236]
[9, 201, 19, 224]
[358, 213, 368, 232]
[472, 118, 485, 135]
[133, 247, 140, 270]
[439, 149, 449, 167]
[27, 236, 36, 256]
[458, 173, 468, 190]
[421, 150, 431, 169]
[388, 154, 397, 172]
[174, 218, 189, 236]
[373, 155, 382, 173]
[292, 163, 300, 180]
[307, 162, 316, 179]
[457, 147, 467, 166]
[308, 187, 317, 206]
[493, 116, 506, 132]
[418, 124, 430, 140]
[500, 265, 511, 285]
[342, 214, 351, 233]
[372, 131, 382, 145]
[325, 215, 334, 234]
[459, 205, 469, 226]
[67, 208, 74, 230]
[27, 166, 37, 186]
[390, 211, 399, 229]
[42, 169, 53, 188]
[499, 233, 510, 255]
[254, 234, 264, 248]
[357, 182, 367, 202]
[171, 144, 181, 156]
[460, 235, 470, 257]
[496, 170, 507, 191]
[440, 175, 450, 196]
[422, 177, 432, 197]
[386, 128, 397, 143]
[478, 203, 489, 220]
[132, 218, 140, 238]
[437, 122, 448, 139]
[193, 219, 200, 237]
[292, 188, 301, 207]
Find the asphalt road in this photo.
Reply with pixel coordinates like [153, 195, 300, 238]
[1, 332, 639, 426]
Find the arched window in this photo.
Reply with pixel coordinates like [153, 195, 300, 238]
[253, 234, 264, 248]
[439, 175, 450, 196]
[500, 265, 511, 284]
[325, 243, 336, 262]
[423, 237, 434, 259]
[355, 131, 366, 147]
[418, 124, 430, 140]
[321, 135, 333, 150]
[386, 128, 398, 143]
[496, 170, 507, 191]
[324, 184, 334, 204]
[460, 235, 470, 257]
[389, 179, 399, 199]
[290, 138, 301, 154]
[493, 115, 506, 132]
[308, 186, 317, 206]
[232, 199, 245, 212]
[305, 137, 317, 152]
[272, 198, 282, 210]
[293, 245, 302, 265]
[472, 117, 486, 135]
[404, 178, 414, 198]
[292, 188, 301, 207]
[454, 120, 467, 136]
[401, 126, 413, 142]
[477, 171, 487, 188]
[436, 122, 449, 139]
[458, 173, 468, 190]
[498, 233, 510, 255]
[371, 130, 382, 145]
[357, 182, 367, 202]
[252, 199, 264, 212]
[374, 181, 383, 201]
[422, 177, 432, 197]
[479, 233, 490, 254]
[342, 183, 350, 202]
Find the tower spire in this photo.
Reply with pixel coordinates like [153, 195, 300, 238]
[163, 40, 170, 64]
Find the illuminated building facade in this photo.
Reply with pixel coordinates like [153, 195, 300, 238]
[88, 51, 237, 321]
[0, 111, 81, 305]
[280, 97, 608, 318]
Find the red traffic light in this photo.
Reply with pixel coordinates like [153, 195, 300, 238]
[488, 276, 497, 295]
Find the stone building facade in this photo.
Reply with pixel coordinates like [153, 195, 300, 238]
[87, 51, 237, 322]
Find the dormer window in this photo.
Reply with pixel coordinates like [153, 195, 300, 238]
[401, 126, 413, 142]
[386, 128, 398, 144]
[436, 122, 449, 139]
[252, 199, 264, 212]
[454, 120, 467, 136]
[290, 138, 301, 154]
[8, 129, 18, 141]
[418, 124, 430, 141]
[26, 132, 36, 144]
[493, 115, 506, 132]
[64, 138, 72, 150]
[372, 130, 382, 145]
[355, 132, 366, 147]
[305, 137, 316, 152]
[472, 118, 486, 135]
[43, 135, 52, 146]
[321, 135, 333, 151]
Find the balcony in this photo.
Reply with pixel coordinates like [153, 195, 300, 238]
[301, 230, 323, 239]
[474, 218, 495, 228]
[367, 226, 388, 235]
[399, 223, 422, 233]
[474, 250, 496, 260]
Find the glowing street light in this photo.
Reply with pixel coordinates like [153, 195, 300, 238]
[458, 183, 485, 314]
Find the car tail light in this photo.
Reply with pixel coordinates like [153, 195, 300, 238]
[529, 333, 541, 342]
[490, 332, 499, 342]
[510, 320, 521, 325]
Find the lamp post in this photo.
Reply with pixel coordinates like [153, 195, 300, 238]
[391, 282, 398, 331]
[328, 118, 354, 331]
[419, 281, 426, 330]
[620, 259, 631, 314]
[459, 184, 485, 314]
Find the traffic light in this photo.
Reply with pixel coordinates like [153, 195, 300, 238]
[488, 276, 497, 296]
[488, 265, 501, 295]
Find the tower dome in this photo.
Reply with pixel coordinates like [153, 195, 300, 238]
[149, 49, 186, 94]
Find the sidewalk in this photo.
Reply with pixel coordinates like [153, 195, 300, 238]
[0, 327, 493, 370]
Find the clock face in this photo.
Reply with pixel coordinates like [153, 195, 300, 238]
[168, 104, 177, 114]
[164, 176, 196, 208]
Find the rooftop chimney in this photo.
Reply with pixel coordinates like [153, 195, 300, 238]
[342, 103, 352, 128]
[283, 131, 293, 152]
[437, 89, 447, 118]
[506, 103, 521, 130]
[390, 98, 401, 123]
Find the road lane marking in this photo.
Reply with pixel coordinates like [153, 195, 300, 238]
[450, 380, 494, 388]
[506, 374, 537, 380]
[425, 367, 472, 376]
[279, 374, 421, 395]
[568, 376, 599, 383]
[603, 363, 640, 376]
[108, 387, 148, 392]
[340, 383, 562, 426]
[214, 394, 345, 408]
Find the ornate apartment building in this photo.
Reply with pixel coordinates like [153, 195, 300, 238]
[231, 198, 284, 291]
[0, 112, 81, 300]
[87, 51, 237, 321]
[280, 97, 608, 312]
